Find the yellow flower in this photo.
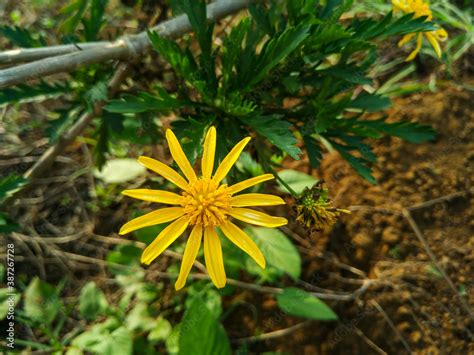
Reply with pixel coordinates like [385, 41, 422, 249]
[119, 127, 287, 290]
[392, 0, 448, 61]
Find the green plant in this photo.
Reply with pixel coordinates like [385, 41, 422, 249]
[2, 0, 468, 353]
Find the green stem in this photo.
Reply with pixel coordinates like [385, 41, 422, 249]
[261, 161, 298, 197]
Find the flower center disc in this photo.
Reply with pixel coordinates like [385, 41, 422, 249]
[180, 179, 231, 227]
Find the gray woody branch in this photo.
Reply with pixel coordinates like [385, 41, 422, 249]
[0, 0, 251, 88]
[1, 0, 252, 207]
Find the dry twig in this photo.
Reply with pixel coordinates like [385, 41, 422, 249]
[232, 321, 312, 344]
[371, 300, 412, 354]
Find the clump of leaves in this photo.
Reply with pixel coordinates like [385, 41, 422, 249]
[105, 0, 437, 185]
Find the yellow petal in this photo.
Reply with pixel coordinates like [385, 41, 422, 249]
[391, 0, 404, 12]
[425, 32, 442, 58]
[165, 129, 197, 182]
[138, 156, 188, 190]
[204, 226, 226, 288]
[220, 222, 265, 268]
[119, 207, 184, 235]
[175, 225, 203, 290]
[201, 126, 216, 179]
[212, 137, 251, 184]
[230, 193, 285, 207]
[398, 33, 415, 47]
[434, 28, 448, 42]
[406, 33, 423, 61]
[141, 216, 189, 265]
[228, 174, 274, 194]
[121, 189, 182, 204]
[229, 208, 288, 228]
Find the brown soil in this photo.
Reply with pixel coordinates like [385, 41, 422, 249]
[223, 86, 474, 354]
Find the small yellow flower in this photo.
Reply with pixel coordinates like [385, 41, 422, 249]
[392, 0, 448, 61]
[119, 127, 287, 290]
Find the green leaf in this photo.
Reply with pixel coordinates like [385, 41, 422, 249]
[0, 82, 71, 107]
[349, 93, 391, 112]
[0, 288, 20, 320]
[241, 115, 301, 159]
[133, 222, 168, 245]
[383, 13, 438, 38]
[176, 0, 212, 56]
[125, 302, 157, 331]
[276, 169, 318, 195]
[321, 0, 345, 19]
[303, 135, 323, 168]
[46, 107, 83, 143]
[105, 90, 186, 114]
[93, 117, 110, 170]
[245, 227, 301, 279]
[0, 213, 20, 233]
[248, 24, 310, 88]
[166, 325, 181, 354]
[0, 174, 27, 202]
[84, 80, 108, 109]
[176, 0, 216, 92]
[221, 18, 252, 90]
[148, 31, 207, 93]
[330, 142, 377, 184]
[93, 112, 124, 169]
[106, 244, 141, 270]
[236, 152, 264, 177]
[171, 117, 214, 164]
[353, 12, 437, 41]
[148, 317, 172, 343]
[79, 282, 108, 321]
[276, 288, 338, 320]
[185, 285, 222, 319]
[0, 265, 4, 283]
[93, 158, 146, 184]
[73, 324, 133, 355]
[358, 118, 436, 143]
[59, 0, 90, 34]
[179, 299, 231, 355]
[0, 25, 45, 47]
[249, 4, 275, 35]
[82, 0, 107, 41]
[219, 92, 257, 117]
[320, 65, 372, 85]
[65, 347, 84, 355]
[24, 278, 61, 324]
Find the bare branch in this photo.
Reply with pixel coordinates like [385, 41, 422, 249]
[232, 321, 312, 344]
[0, 0, 252, 88]
[371, 300, 412, 354]
[0, 42, 109, 64]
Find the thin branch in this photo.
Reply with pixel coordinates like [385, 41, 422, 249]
[0, 42, 109, 64]
[231, 321, 312, 344]
[402, 208, 474, 320]
[353, 326, 387, 355]
[23, 62, 130, 181]
[19, 238, 374, 301]
[371, 300, 412, 354]
[0, 0, 252, 88]
[406, 188, 472, 211]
